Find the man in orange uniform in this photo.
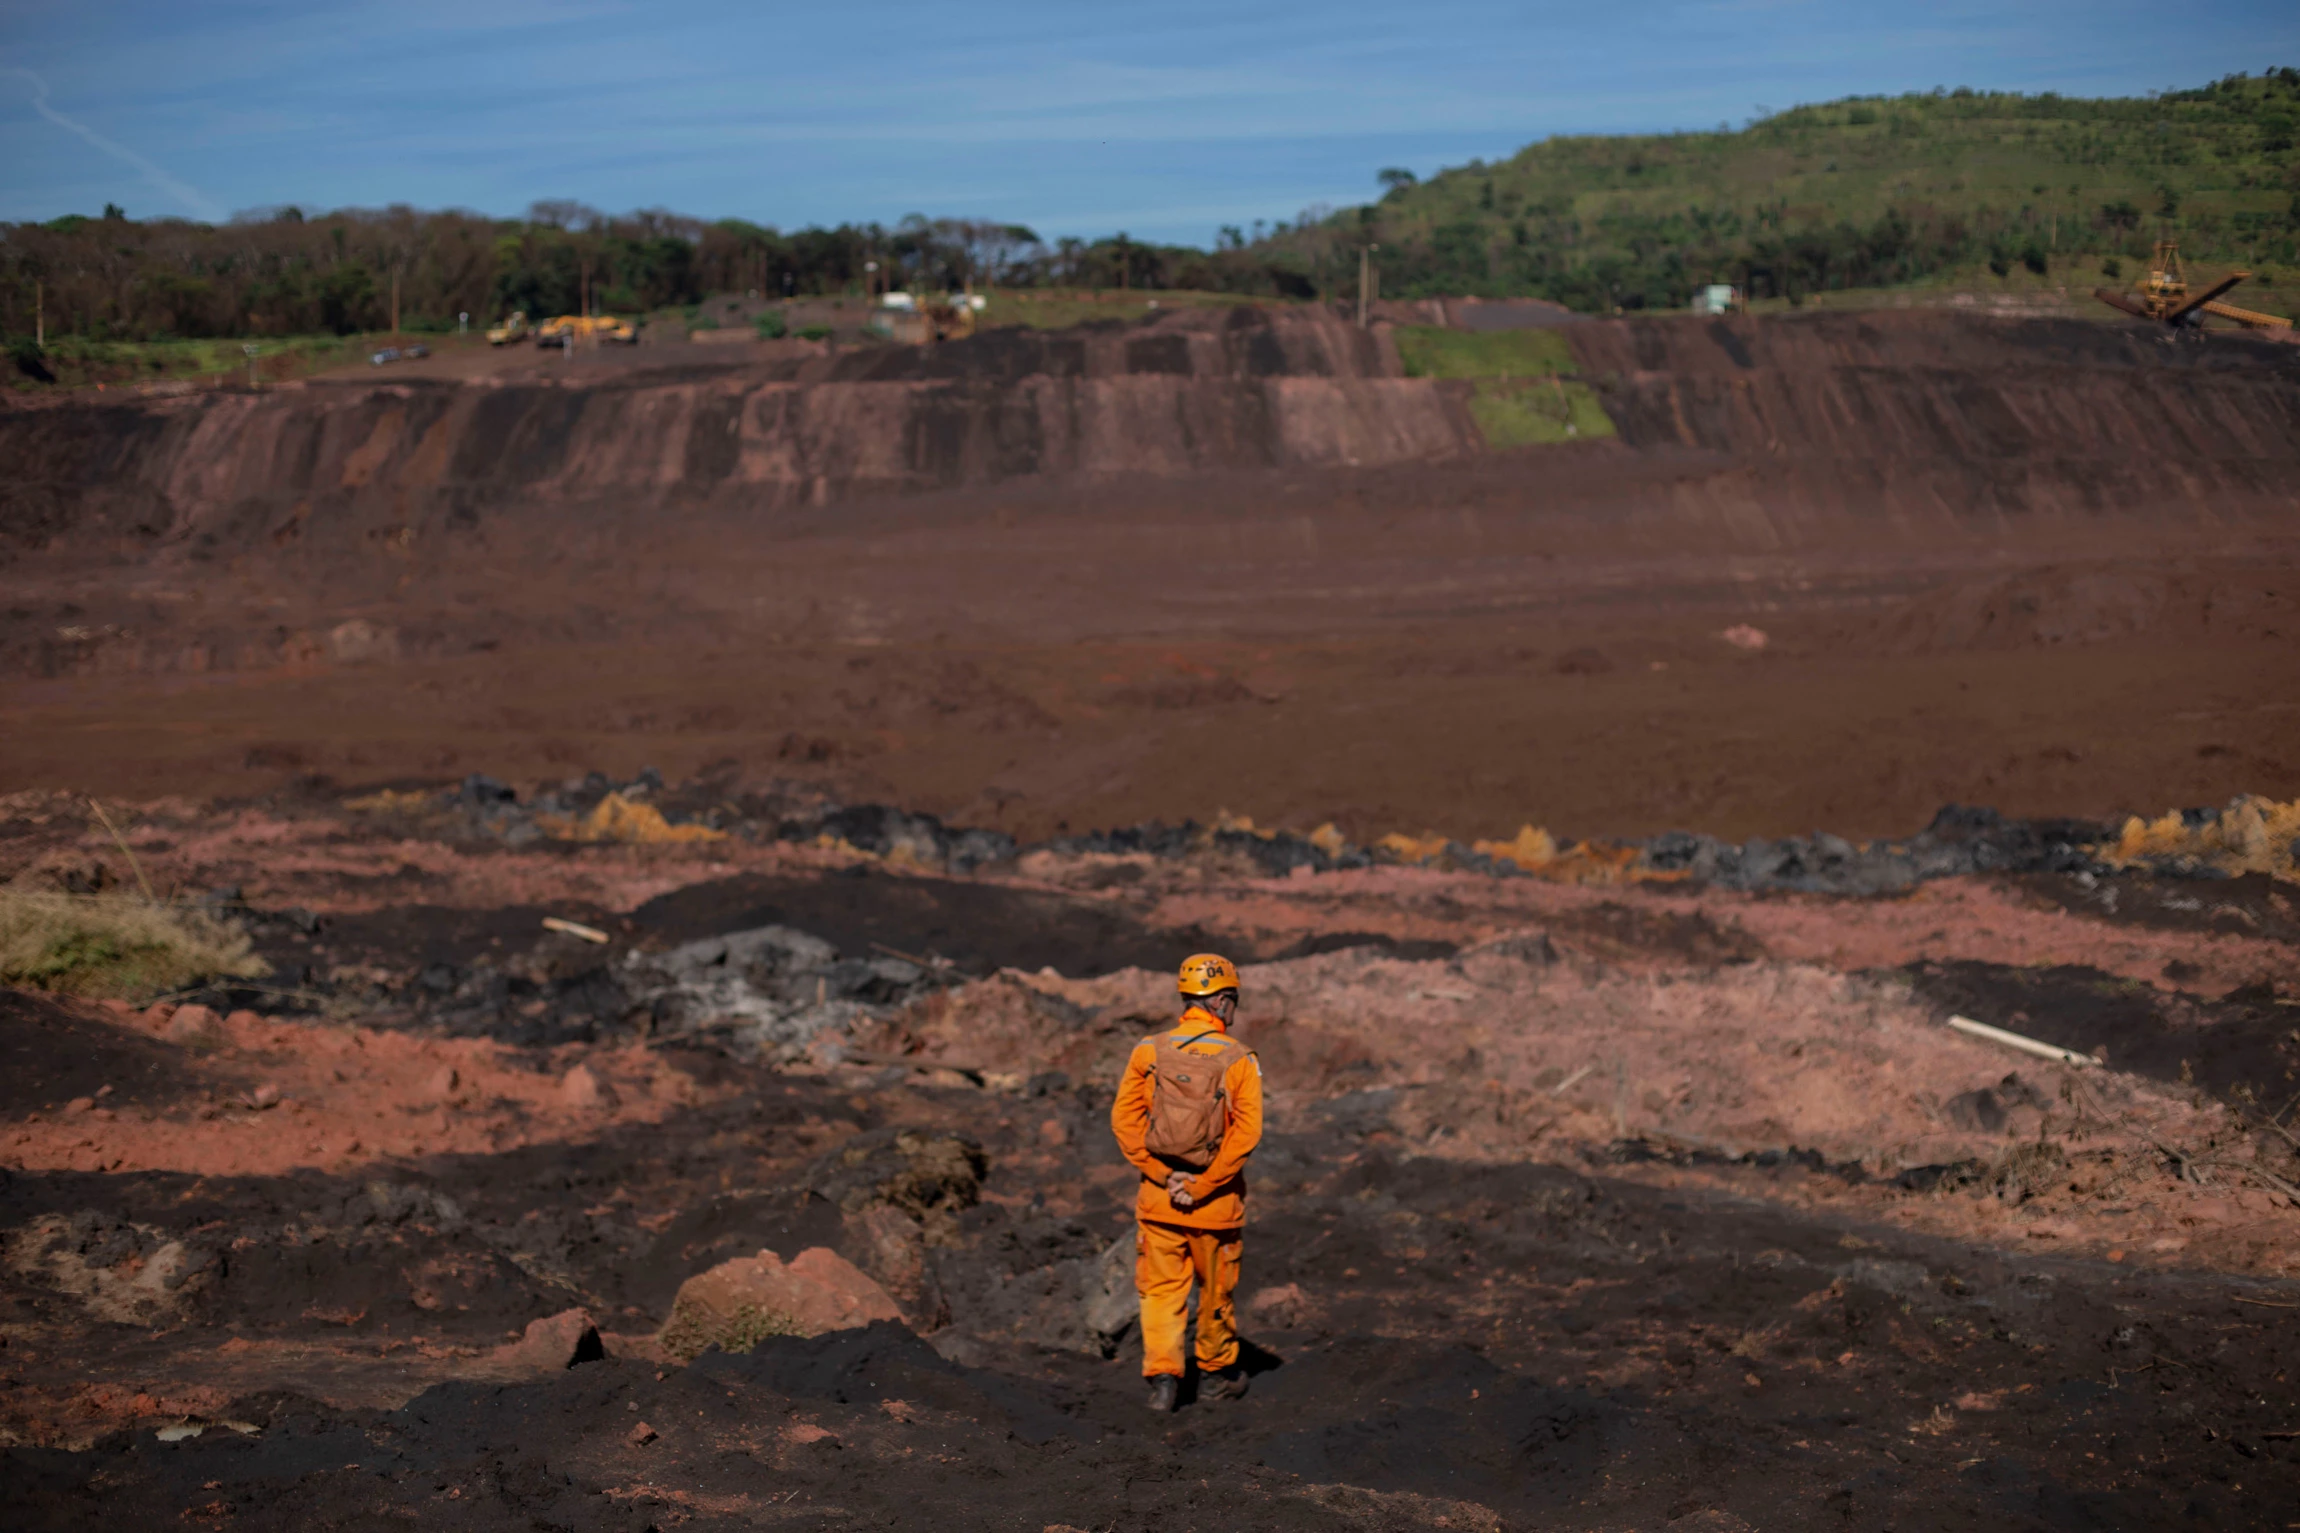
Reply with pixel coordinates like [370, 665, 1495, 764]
[1109, 953, 1264, 1413]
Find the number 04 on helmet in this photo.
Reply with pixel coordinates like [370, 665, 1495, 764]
[1176, 953, 1240, 997]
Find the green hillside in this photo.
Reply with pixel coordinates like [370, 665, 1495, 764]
[1261, 70, 2300, 311]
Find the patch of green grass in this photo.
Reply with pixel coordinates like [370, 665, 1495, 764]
[1390, 326, 1614, 445]
[8, 331, 423, 393]
[1465, 379, 1616, 447]
[0, 890, 268, 1000]
[1394, 325, 1577, 378]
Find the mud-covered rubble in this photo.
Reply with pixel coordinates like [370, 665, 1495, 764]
[340, 768, 1021, 871]
[622, 926, 942, 1062]
[385, 766, 2298, 898]
[6, 942, 2300, 1525]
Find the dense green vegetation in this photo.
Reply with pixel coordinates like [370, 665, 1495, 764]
[1390, 326, 1615, 446]
[1262, 70, 2300, 309]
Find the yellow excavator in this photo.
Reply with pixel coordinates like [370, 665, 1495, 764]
[2093, 241, 2292, 331]
[485, 311, 529, 346]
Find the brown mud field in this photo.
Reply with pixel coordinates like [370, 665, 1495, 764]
[3, 301, 2299, 1528]
[3, 305, 2298, 842]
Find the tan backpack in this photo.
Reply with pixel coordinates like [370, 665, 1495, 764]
[1143, 1029, 1247, 1170]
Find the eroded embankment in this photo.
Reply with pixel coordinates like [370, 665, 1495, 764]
[0, 306, 1463, 558]
[1571, 309, 2300, 530]
[11, 308, 2300, 580]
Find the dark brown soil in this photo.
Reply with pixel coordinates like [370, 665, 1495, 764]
[0, 990, 235, 1115]
[6, 1048, 2295, 1531]
[1904, 959, 2300, 1104]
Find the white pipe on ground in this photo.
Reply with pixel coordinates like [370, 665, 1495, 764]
[1947, 1014, 2098, 1068]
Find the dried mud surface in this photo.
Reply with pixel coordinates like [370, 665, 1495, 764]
[3, 308, 2298, 845]
[4, 804, 2298, 1531]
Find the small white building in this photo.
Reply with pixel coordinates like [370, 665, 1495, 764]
[1691, 284, 1739, 316]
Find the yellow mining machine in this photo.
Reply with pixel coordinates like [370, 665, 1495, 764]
[485, 310, 529, 346]
[2093, 241, 2293, 332]
[534, 313, 639, 348]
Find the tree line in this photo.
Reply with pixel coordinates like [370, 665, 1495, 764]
[0, 201, 1312, 344]
[12, 72, 2297, 346]
[1267, 69, 2300, 310]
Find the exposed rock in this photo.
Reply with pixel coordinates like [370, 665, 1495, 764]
[163, 1005, 222, 1047]
[497, 1307, 606, 1370]
[619, 924, 937, 1062]
[559, 1064, 611, 1109]
[1080, 1235, 1137, 1351]
[4, 1212, 216, 1324]
[1245, 1282, 1314, 1329]
[809, 1129, 986, 1221]
[659, 1247, 903, 1362]
[843, 1203, 948, 1333]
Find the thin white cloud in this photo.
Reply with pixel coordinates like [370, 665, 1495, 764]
[7, 66, 225, 221]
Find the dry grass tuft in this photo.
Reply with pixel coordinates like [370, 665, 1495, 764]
[658, 1300, 801, 1364]
[0, 890, 269, 1000]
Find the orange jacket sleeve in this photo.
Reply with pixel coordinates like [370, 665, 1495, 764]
[1109, 1040, 1168, 1182]
[1183, 1050, 1263, 1201]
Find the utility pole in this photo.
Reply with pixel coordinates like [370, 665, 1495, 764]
[1358, 244, 1379, 328]
[34, 280, 42, 347]
[390, 270, 400, 336]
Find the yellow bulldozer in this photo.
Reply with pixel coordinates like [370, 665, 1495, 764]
[2093, 241, 2292, 331]
[533, 313, 639, 348]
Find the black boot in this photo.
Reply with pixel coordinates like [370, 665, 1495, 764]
[1202, 1364, 1249, 1401]
[1146, 1375, 1180, 1413]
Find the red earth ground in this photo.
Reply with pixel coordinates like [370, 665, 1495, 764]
[2, 301, 2297, 1528]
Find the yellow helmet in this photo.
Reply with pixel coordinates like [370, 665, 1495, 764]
[1177, 952, 1240, 997]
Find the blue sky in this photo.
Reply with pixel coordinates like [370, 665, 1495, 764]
[3, 1, 2297, 247]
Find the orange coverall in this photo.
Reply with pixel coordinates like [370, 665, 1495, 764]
[1108, 1006, 1264, 1379]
